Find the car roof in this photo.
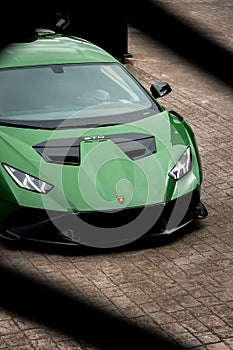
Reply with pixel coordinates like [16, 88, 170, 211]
[0, 29, 117, 69]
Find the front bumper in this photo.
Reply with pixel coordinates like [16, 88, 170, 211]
[0, 189, 208, 247]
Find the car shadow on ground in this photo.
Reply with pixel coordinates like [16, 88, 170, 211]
[0, 261, 187, 350]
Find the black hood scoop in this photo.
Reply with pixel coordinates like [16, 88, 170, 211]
[34, 133, 156, 165]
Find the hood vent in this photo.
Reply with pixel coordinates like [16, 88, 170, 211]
[34, 133, 156, 165]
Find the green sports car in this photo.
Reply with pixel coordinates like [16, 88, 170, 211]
[0, 28, 207, 248]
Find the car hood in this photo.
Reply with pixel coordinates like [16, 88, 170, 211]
[0, 110, 201, 211]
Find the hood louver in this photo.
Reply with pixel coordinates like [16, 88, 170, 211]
[34, 133, 156, 165]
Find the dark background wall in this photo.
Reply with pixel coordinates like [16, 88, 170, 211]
[0, 2, 130, 60]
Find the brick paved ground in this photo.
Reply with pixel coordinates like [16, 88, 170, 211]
[0, 1, 232, 349]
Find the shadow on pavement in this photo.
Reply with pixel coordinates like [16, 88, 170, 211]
[126, 0, 233, 89]
[0, 263, 185, 349]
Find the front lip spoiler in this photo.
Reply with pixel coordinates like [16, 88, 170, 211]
[0, 190, 208, 245]
[152, 200, 208, 235]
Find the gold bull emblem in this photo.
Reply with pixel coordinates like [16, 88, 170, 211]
[116, 195, 125, 204]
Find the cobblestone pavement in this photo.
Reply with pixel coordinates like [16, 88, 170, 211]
[0, 1, 233, 349]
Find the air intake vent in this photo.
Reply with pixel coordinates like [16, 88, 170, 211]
[113, 134, 156, 160]
[35, 146, 80, 165]
[34, 133, 156, 165]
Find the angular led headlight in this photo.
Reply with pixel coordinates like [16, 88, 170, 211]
[169, 147, 192, 180]
[3, 164, 53, 193]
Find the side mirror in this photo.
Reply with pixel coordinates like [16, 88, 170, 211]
[150, 82, 172, 98]
[55, 13, 70, 30]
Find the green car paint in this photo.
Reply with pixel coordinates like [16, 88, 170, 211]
[0, 29, 207, 246]
[0, 111, 200, 211]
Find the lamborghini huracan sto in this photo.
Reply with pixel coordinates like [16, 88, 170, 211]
[0, 28, 208, 248]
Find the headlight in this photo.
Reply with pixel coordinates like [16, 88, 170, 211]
[3, 164, 53, 193]
[169, 147, 192, 180]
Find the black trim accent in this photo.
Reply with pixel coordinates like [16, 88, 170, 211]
[34, 133, 156, 165]
[34, 132, 155, 148]
[0, 190, 208, 245]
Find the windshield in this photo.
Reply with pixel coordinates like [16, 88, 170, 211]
[0, 63, 162, 129]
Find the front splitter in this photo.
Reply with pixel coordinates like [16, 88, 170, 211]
[0, 190, 207, 248]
